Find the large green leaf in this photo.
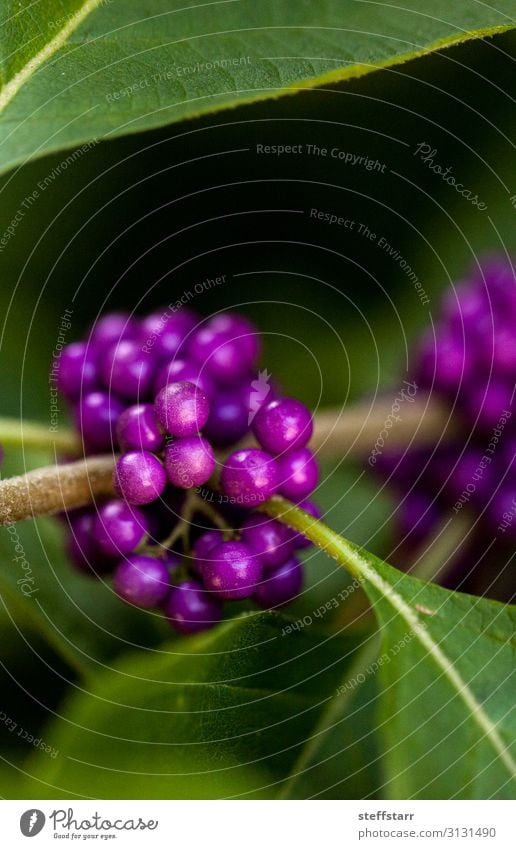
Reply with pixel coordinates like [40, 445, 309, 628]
[264, 500, 516, 799]
[279, 633, 384, 799]
[0, 0, 514, 173]
[20, 612, 360, 798]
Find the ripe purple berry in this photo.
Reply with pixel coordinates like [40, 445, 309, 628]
[276, 447, 319, 501]
[154, 380, 210, 437]
[140, 309, 197, 361]
[116, 404, 165, 453]
[56, 341, 98, 400]
[164, 436, 215, 488]
[416, 329, 470, 394]
[253, 397, 313, 454]
[90, 312, 139, 348]
[100, 339, 154, 400]
[114, 451, 166, 505]
[191, 529, 224, 573]
[488, 485, 516, 539]
[220, 448, 278, 506]
[95, 499, 148, 556]
[113, 554, 170, 608]
[153, 358, 215, 399]
[201, 540, 262, 599]
[75, 391, 124, 451]
[67, 510, 114, 575]
[209, 312, 261, 363]
[396, 491, 440, 542]
[255, 557, 303, 608]
[465, 379, 513, 431]
[203, 387, 250, 446]
[164, 579, 223, 634]
[240, 513, 294, 569]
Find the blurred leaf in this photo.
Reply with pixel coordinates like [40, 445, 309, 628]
[21, 612, 360, 798]
[0, 0, 514, 173]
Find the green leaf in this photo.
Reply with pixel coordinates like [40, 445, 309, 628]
[0, 0, 514, 173]
[279, 632, 384, 799]
[20, 612, 360, 799]
[263, 500, 516, 799]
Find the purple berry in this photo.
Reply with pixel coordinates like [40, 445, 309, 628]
[164, 579, 223, 634]
[220, 448, 279, 506]
[465, 379, 513, 431]
[445, 449, 494, 505]
[188, 324, 256, 384]
[165, 436, 215, 488]
[255, 557, 303, 608]
[203, 387, 250, 446]
[191, 529, 224, 573]
[201, 540, 262, 599]
[292, 499, 322, 549]
[488, 485, 516, 539]
[276, 447, 319, 501]
[113, 451, 166, 505]
[67, 510, 114, 576]
[90, 312, 139, 348]
[397, 491, 440, 541]
[209, 312, 261, 363]
[141, 309, 197, 361]
[113, 554, 170, 608]
[477, 257, 516, 314]
[153, 358, 215, 399]
[240, 513, 294, 569]
[491, 325, 516, 376]
[100, 340, 154, 400]
[56, 341, 98, 400]
[95, 499, 148, 556]
[415, 329, 470, 394]
[440, 281, 488, 331]
[75, 391, 124, 451]
[253, 396, 313, 454]
[154, 381, 210, 437]
[116, 404, 165, 453]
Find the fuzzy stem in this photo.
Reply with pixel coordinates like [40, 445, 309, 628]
[0, 455, 115, 524]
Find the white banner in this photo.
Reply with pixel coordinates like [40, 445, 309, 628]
[1, 800, 513, 848]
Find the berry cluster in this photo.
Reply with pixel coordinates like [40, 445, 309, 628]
[56, 308, 320, 634]
[376, 256, 515, 549]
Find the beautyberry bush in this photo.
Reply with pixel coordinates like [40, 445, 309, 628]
[375, 256, 515, 594]
[56, 309, 319, 634]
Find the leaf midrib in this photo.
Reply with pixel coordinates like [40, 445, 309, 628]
[0, 0, 105, 114]
[264, 499, 516, 783]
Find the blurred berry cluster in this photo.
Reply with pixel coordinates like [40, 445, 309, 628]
[375, 256, 515, 595]
[55, 308, 320, 634]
